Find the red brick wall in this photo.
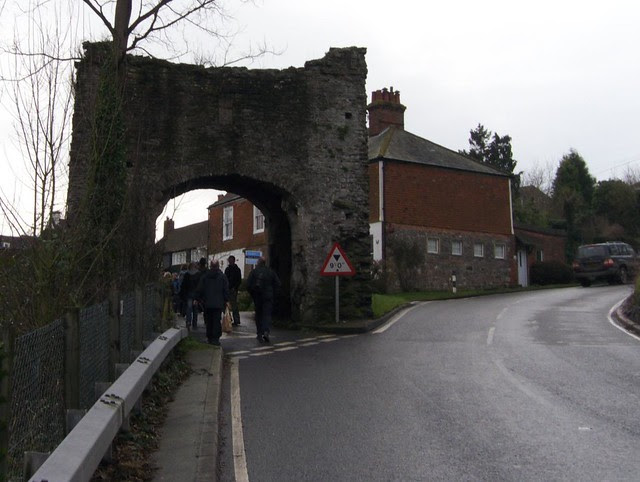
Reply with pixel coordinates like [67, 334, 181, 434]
[516, 228, 567, 267]
[208, 198, 267, 254]
[383, 162, 512, 235]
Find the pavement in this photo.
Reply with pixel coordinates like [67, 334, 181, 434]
[150, 329, 223, 481]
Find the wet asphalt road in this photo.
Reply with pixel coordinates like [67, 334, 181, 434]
[215, 285, 639, 481]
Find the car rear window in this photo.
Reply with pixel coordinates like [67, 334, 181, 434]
[577, 245, 607, 258]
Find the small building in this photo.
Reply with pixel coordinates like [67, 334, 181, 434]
[514, 224, 567, 287]
[206, 193, 267, 277]
[158, 218, 208, 271]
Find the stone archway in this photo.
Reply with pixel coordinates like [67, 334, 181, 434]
[67, 43, 372, 324]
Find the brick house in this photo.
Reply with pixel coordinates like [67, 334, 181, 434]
[368, 87, 516, 290]
[158, 218, 208, 271]
[206, 193, 268, 278]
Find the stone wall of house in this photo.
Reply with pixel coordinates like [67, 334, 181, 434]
[384, 225, 514, 292]
[68, 42, 372, 324]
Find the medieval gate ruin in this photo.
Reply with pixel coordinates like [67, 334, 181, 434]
[67, 43, 372, 324]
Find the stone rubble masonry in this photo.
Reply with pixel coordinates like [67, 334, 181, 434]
[68, 42, 372, 324]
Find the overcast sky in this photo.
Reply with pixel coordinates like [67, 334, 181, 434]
[2, 0, 639, 237]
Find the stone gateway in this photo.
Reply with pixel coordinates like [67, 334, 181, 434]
[68, 43, 373, 324]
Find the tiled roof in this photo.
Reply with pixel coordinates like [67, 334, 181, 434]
[368, 126, 509, 177]
[208, 193, 242, 209]
[160, 220, 208, 253]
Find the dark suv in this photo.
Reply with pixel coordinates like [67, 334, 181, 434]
[572, 242, 638, 287]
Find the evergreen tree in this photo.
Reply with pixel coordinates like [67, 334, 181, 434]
[551, 149, 596, 260]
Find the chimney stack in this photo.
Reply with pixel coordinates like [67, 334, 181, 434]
[163, 217, 175, 238]
[367, 86, 406, 137]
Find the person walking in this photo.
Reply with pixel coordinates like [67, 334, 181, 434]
[247, 257, 281, 343]
[179, 259, 205, 330]
[197, 259, 230, 346]
[224, 255, 242, 326]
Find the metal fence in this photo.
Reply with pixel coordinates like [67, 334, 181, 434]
[7, 320, 65, 479]
[2, 283, 171, 480]
[79, 302, 110, 410]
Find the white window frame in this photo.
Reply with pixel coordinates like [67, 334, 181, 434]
[494, 243, 506, 259]
[537, 249, 544, 262]
[427, 237, 439, 254]
[223, 206, 233, 241]
[473, 242, 484, 258]
[451, 240, 462, 256]
[253, 206, 265, 234]
[172, 251, 187, 266]
[191, 247, 207, 262]
[1, 241, 10, 249]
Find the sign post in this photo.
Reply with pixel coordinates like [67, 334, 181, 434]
[320, 242, 356, 323]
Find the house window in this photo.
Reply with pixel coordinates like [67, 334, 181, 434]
[172, 251, 187, 266]
[191, 248, 206, 262]
[536, 250, 544, 262]
[494, 243, 506, 259]
[473, 242, 484, 258]
[452, 240, 462, 256]
[223, 206, 233, 240]
[0, 241, 10, 249]
[427, 238, 439, 254]
[253, 206, 265, 234]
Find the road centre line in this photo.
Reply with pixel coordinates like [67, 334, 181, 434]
[487, 326, 496, 345]
[496, 307, 508, 320]
[274, 346, 298, 352]
[372, 303, 424, 334]
[230, 358, 249, 482]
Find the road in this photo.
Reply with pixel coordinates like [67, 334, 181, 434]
[216, 285, 639, 481]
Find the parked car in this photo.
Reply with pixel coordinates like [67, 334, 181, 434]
[572, 242, 638, 287]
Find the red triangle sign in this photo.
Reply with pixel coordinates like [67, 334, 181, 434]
[320, 242, 356, 276]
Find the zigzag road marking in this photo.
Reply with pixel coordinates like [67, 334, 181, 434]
[230, 334, 356, 359]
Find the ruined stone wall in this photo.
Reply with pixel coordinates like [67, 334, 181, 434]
[68, 43, 372, 323]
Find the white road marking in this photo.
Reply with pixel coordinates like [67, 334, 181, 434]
[607, 297, 640, 342]
[273, 341, 297, 347]
[487, 326, 496, 345]
[231, 358, 249, 482]
[372, 303, 424, 334]
[300, 342, 320, 347]
[497, 307, 508, 320]
[274, 346, 298, 352]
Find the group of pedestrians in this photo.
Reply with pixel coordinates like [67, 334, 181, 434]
[171, 255, 280, 346]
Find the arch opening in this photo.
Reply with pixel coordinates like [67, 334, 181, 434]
[155, 174, 295, 319]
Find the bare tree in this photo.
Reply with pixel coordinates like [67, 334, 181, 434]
[1, 2, 76, 236]
[522, 161, 556, 196]
[82, 0, 234, 62]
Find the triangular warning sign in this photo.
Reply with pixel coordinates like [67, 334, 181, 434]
[320, 242, 356, 276]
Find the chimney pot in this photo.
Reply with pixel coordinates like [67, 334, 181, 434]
[367, 86, 406, 137]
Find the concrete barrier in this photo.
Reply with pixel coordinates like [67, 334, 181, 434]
[29, 326, 187, 482]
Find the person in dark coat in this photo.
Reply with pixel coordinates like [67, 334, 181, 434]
[196, 259, 230, 345]
[247, 257, 281, 343]
[179, 261, 202, 330]
[224, 255, 242, 326]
